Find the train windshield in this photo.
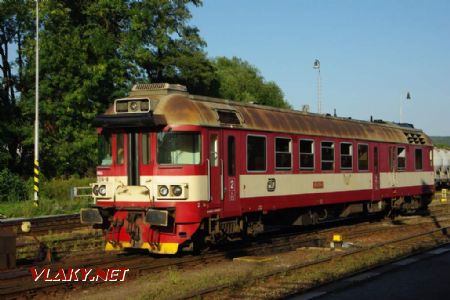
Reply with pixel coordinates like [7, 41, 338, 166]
[98, 132, 112, 166]
[157, 132, 201, 165]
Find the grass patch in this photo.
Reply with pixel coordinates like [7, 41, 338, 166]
[0, 177, 94, 218]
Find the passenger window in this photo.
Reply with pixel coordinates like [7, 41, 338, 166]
[247, 136, 266, 171]
[300, 140, 314, 170]
[321, 141, 334, 171]
[275, 138, 292, 170]
[116, 133, 124, 165]
[340, 143, 353, 170]
[397, 147, 406, 170]
[358, 144, 369, 171]
[228, 136, 236, 176]
[142, 133, 150, 165]
[415, 148, 423, 170]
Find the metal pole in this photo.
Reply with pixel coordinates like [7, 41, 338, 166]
[399, 92, 402, 123]
[313, 59, 321, 114]
[317, 69, 321, 114]
[34, 0, 39, 206]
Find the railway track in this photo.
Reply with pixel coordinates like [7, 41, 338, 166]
[0, 213, 87, 236]
[1, 203, 450, 299]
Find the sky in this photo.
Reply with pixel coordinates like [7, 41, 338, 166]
[191, 0, 450, 136]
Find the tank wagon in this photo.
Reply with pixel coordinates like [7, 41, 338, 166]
[81, 83, 434, 254]
[434, 148, 450, 187]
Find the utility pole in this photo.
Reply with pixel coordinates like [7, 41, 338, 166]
[34, 0, 39, 206]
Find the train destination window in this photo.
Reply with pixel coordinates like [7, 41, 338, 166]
[275, 138, 292, 170]
[340, 143, 353, 170]
[247, 135, 266, 171]
[358, 144, 369, 171]
[397, 147, 406, 170]
[415, 148, 423, 170]
[116, 133, 124, 165]
[157, 132, 201, 165]
[98, 133, 112, 166]
[300, 140, 314, 170]
[142, 133, 150, 165]
[228, 136, 236, 176]
[321, 141, 334, 171]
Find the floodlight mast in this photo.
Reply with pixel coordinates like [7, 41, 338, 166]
[399, 91, 411, 123]
[313, 59, 321, 114]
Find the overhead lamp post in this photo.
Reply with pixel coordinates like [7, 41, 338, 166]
[34, 0, 39, 206]
[313, 59, 321, 114]
[399, 91, 411, 123]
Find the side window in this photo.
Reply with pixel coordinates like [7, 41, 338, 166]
[247, 136, 266, 171]
[397, 147, 406, 170]
[340, 143, 353, 170]
[98, 132, 112, 166]
[415, 148, 423, 170]
[321, 141, 334, 171]
[300, 140, 314, 170]
[389, 146, 395, 171]
[228, 136, 236, 176]
[358, 144, 369, 171]
[142, 133, 150, 165]
[275, 138, 292, 170]
[116, 133, 124, 165]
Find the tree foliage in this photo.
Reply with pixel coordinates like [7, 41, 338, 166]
[0, 0, 32, 173]
[213, 57, 291, 108]
[1, 0, 290, 180]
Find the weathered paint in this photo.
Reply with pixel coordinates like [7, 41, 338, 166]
[98, 86, 432, 146]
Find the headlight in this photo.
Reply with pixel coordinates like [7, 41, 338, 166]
[93, 185, 99, 196]
[172, 185, 182, 197]
[159, 185, 169, 197]
[98, 185, 106, 196]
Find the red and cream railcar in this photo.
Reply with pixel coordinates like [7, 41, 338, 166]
[81, 83, 434, 254]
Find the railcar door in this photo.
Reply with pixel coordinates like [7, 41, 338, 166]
[372, 146, 381, 201]
[222, 131, 241, 217]
[208, 131, 222, 209]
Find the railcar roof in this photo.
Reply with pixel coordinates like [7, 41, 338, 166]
[100, 84, 432, 146]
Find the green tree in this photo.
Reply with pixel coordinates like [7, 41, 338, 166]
[0, 0, 32, 173]
[213, 56, 291, 108]
[18, 0, 213, 177]
[126, 0, 217, 95]
[19, 0, 133, 177]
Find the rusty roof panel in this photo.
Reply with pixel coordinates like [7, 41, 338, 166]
[100, 90, 432, 146]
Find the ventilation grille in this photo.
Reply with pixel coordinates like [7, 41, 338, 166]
[217, 110, 242, 126]
[132, 83, 187, 92]
[404, 132, 425, 144]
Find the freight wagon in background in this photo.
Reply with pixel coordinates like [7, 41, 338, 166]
[433, 148, 450, 187]
[81, 83, 434, 254]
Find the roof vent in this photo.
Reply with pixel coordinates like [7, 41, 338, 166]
[132, 83, 187, 92]
[404, 132, 425, 144]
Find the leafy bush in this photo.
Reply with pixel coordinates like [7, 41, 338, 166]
[41, 176, 94, 201]
[0, 169, 28, 202]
